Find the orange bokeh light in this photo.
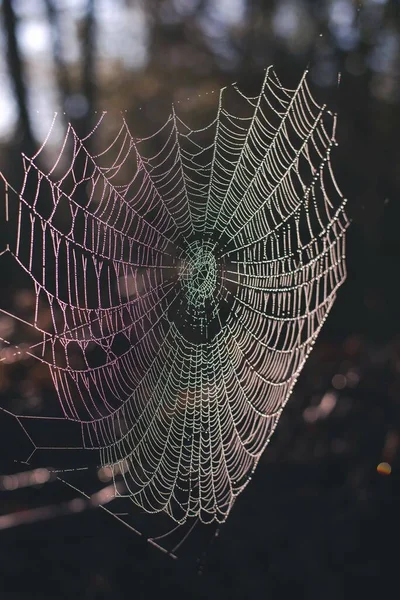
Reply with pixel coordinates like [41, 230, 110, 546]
[377, 462, 392, 476]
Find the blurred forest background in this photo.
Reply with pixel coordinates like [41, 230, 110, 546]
[0, 0, 399, 598]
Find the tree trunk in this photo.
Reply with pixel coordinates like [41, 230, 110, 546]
[2, 0, 35, 155]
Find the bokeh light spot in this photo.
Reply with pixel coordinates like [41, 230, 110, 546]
[377, 462, 392, 476]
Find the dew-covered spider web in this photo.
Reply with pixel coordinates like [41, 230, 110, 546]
[0, 67, 348, 556]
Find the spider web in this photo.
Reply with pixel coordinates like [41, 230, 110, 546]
[0, 67, 349, 556]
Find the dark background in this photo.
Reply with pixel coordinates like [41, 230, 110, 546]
[0, 0, 399, 598]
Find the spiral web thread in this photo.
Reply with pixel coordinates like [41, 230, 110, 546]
[0, 68, 348, 555]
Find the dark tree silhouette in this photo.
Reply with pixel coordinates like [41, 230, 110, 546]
[43, 0, 72, 112]
[2, 0, 34, 154]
